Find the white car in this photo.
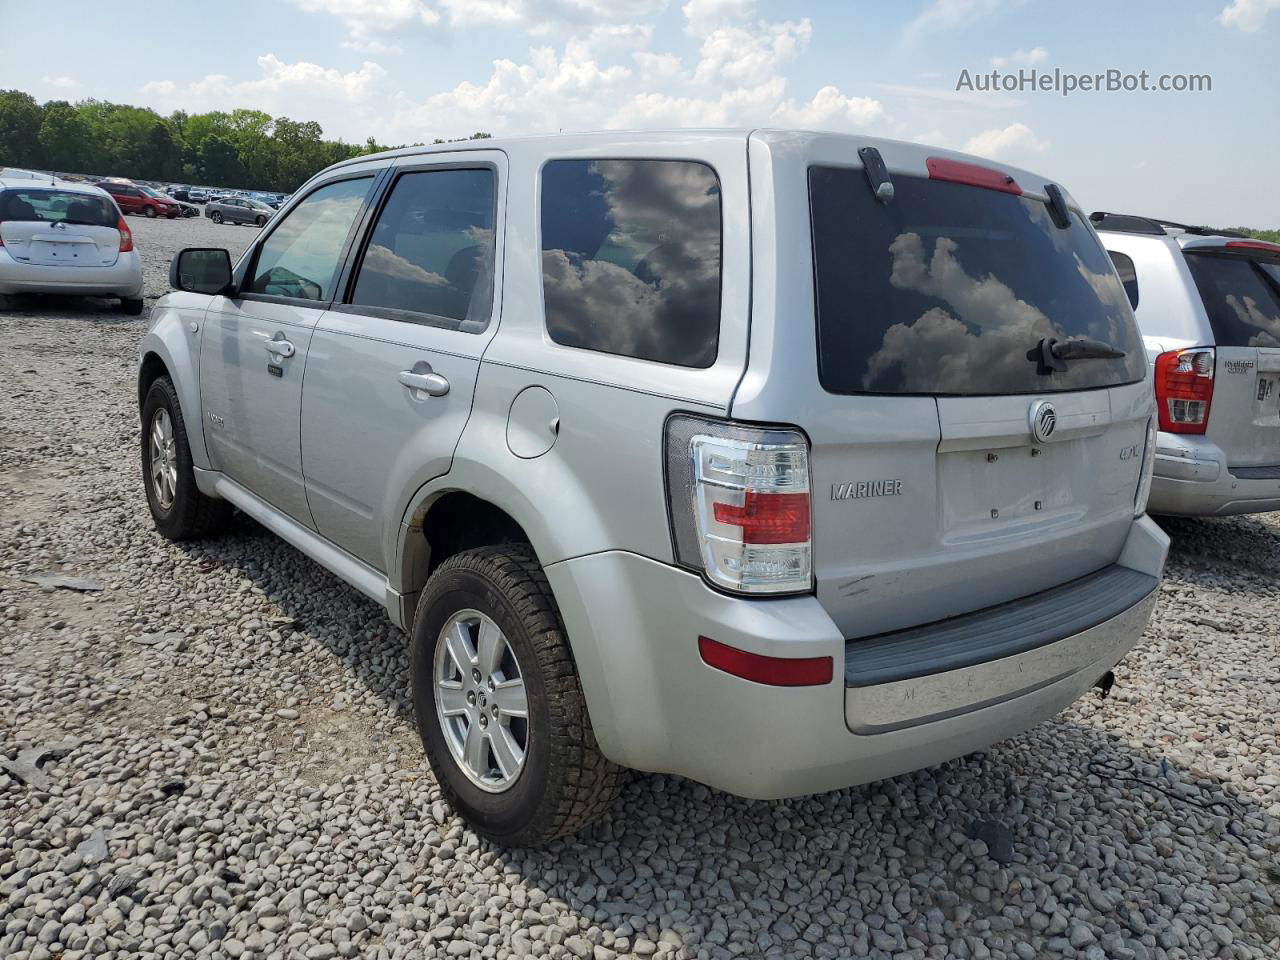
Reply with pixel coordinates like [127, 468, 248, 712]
[0, 176, 145, 314]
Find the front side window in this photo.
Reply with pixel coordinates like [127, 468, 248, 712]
[0, 189, 117, 227]
[809, 167, 1146, 395]
[540, 159, 722, 368]
[349, 167, 496, 327]
[248, 176, 371, 301]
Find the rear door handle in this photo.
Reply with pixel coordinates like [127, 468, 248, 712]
[399, 361, 450, 397]
[264, 334, 295, 358]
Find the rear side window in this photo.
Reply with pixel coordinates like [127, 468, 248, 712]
[349, 168, 496, 329]
[0, 189, 116, 227]
[809, 167, 1147, 395]
[540, 159, 721, 368]
[248, 176, 372, 301]
[1183, 253, 1280, 348]
[1108, 251, 1139, 309]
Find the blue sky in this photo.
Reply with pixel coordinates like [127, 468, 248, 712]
[6, 0, 1278, 225]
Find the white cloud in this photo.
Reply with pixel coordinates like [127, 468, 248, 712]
[692, 19, 811, 86]
[41, 75, 80, 91]
[990, 46, 1047, 67]
[771, 86, 884, 129]
[1218, 0, 1280, 30]
[633, 50, 683, 81]
[875, 82, 1025, 109]
[682, 0, 754, 34]
[962, 121, 1046, 159]
[141, 56, 387, 138]
[905, 0, 1022, 37]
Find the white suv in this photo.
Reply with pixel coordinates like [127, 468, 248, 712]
[138, 131, 1168, 843]
[1096, 213, 1280, 515]
[0, 176, 144, 313]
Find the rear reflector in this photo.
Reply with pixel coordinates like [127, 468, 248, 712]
[1154, 347, 1214, 434]
[926, 156, 1022, 195]
[1225, 239, 1280, 256]
[698, 636, 833, 687]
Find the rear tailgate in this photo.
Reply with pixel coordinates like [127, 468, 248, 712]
[1182, 246, 1280, 469]
[764, 144, 1151, 640]
[0, 188, 121, 266]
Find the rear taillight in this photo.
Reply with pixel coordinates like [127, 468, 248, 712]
[1154, 348, 1214, 434]
[1134, 417, 1157, 516]
[117, 216, 133, 253]
[666, 415, 812, 595]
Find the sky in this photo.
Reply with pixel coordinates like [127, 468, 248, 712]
[4, 0, 1278, 225]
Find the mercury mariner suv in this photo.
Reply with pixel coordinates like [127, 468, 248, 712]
[136, 131, 1168, 844]
[1095, 213, 1280, 515]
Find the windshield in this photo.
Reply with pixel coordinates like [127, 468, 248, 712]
[0, 188, 117, 227]
[1184, 252, 1280, 348]
[809, 167, 1147, 395]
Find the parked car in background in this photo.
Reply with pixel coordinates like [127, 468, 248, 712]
[97, 179, 180, 219]
[171, 198, 201, 218]
[166, 185, 191, 202]
[188, 188, 209, 203]
[138, 131, 1168, 844]
[0, 175, 143, 313]
[1095, 213, 1280, 516]
[205, 195, 275, 226]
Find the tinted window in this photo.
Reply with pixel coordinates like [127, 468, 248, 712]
[248, 177, 371, 301]
[1108, 250, 1139, 309]
[350, 168, 496, 327]
[0, 189, 116, 227]
[540, 159, 721, 368]
[1184, 253, 1280, 348]
[809, 167, 1146, 395]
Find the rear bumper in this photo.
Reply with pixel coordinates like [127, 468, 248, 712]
[1149, 432, 1280, 516]
[546, 515, 1168, 800]
[0, 252, 143, 297]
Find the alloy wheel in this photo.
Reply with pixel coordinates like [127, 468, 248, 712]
[433, 609, 529, 792]
[148, 408, 178, 510]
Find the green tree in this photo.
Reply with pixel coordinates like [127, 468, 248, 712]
[37, 100, 93, 174]
[198, 134, 247, 186]
[0, 89, 45, 168]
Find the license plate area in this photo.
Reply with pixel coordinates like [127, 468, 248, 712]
[29, 239, 96, 265]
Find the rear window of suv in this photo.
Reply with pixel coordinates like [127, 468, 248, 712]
[809, 167, 1147, 395]
[1183, 252, 1280, 348]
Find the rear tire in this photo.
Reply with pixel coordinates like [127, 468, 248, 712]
[210, 211, 223, 224]
[141, 376, 231, 541]
[410, 545, 623, 846]
[120, 298, 144, 316]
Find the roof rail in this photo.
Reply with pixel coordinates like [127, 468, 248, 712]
[1089, 211, 1250, 239]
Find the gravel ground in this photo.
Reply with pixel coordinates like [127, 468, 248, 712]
[2, 214, 1279, 960]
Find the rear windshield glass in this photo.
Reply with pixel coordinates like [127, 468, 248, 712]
[809, 167, 1146, 395]
[0, 189, 117, 228]
[1183, 252, 1280, 348]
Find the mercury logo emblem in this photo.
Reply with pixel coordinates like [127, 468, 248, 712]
[1029, 400, 1057, 443]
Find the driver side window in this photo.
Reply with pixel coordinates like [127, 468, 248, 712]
[248, 176, 372, 301]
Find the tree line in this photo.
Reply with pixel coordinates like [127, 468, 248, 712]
[0, 89, 489, 192]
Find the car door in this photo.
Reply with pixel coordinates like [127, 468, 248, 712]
[300, 153, 506, 570]
[199, 171, 381, 527]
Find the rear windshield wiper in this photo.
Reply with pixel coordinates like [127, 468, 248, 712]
[1028, 336, 1126, 374]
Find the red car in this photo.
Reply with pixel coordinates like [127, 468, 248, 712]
[96, 180, 180, 219]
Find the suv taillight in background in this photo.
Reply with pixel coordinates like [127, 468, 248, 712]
[665, 415, 812, 595]
[1154, 347, 1214, 434]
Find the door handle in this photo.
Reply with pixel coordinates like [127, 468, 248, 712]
[264, 334, 295, 358]
[399, 362, 450, 397]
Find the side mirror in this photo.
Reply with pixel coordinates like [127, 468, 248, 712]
[170, 247, 233, 295]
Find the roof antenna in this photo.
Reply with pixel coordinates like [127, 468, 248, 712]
[858, 146, 894, 204]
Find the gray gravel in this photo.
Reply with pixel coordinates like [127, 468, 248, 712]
[2, 214, 1279, 960]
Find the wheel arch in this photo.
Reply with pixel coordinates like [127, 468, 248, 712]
[138, 305, 211, 469]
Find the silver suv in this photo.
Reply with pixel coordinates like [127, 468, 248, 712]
[137, 131, 1168, 844]
[1095, 213, 1280, 516]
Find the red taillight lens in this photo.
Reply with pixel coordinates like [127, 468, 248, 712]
[713, 491, 811, 545]
[698, 636, 833, 687]
[1154, 348, 1214, 434]
[926, 156, 1022, 194]
[117, 216, 133, 253]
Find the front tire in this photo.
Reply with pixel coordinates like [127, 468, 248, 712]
[143, 205, 157, 218]
[210, 210, 223, 224]
[255, 215, 267, 227]
[410, 545, 622, 845]
[141, 377, 231, 540]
